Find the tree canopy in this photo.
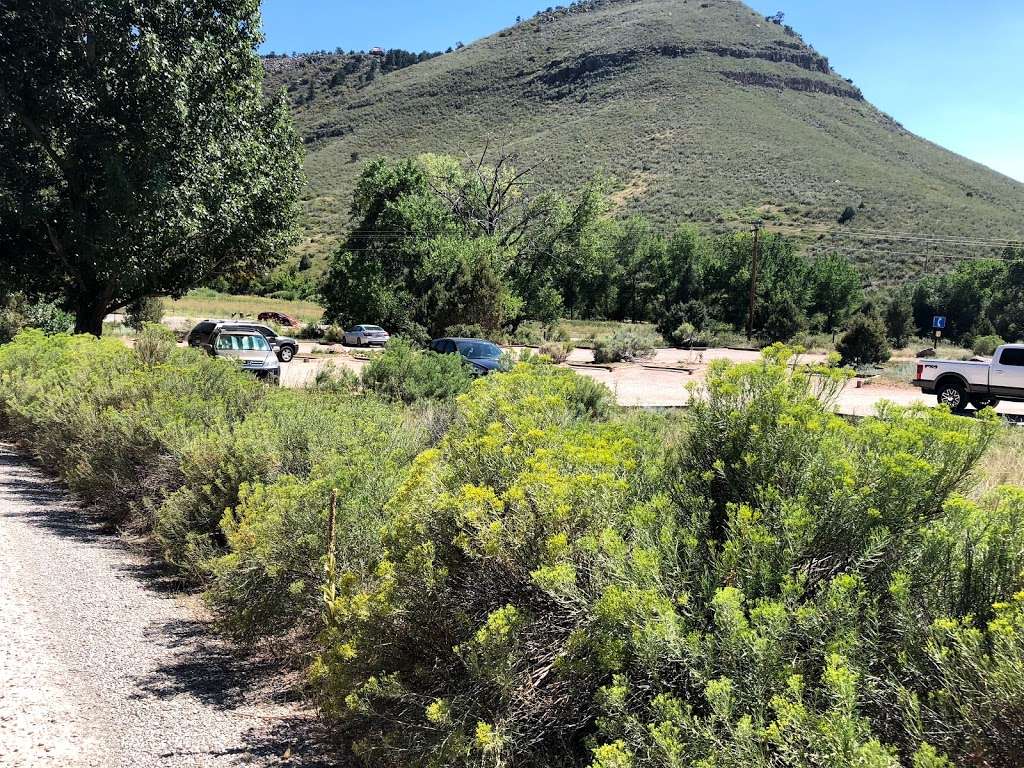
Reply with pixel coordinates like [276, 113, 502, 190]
[321, 151, 607, 340]
[0, 0, 305, 334]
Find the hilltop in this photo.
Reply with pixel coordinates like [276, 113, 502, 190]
[266, 0, 1024, 285]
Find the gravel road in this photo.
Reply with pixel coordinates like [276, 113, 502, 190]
[0, 445, 337, 767]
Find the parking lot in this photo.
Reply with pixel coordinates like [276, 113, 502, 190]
[275, 343, 1024, 418]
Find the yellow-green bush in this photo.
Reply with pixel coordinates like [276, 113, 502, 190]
[205, 395, 427, 639]
[309, 349, 1018, 768]
[2, 333, 1022, 768]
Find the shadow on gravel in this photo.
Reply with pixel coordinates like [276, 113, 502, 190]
[0, 450, 108, 544]
[238, 716, 348, 767]
[1, 444, 348, 765]
[135, 617, 280, 709]
[136, 617, 350, 763]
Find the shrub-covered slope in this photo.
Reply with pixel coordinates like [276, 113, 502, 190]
[268, 0, 1024, 283]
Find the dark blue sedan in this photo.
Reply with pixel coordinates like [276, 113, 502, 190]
[429, 337, 504, 375]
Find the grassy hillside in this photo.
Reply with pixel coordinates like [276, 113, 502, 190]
[266, 0, 1024, 285]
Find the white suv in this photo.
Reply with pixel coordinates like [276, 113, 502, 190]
[207, 329, 281, 383]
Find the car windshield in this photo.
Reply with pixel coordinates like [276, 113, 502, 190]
[456, 340, 501, 359]
[217, 334, 268, 351]
[364, 325, 384, 332]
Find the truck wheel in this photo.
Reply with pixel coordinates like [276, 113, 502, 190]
[279, 346, 295, 362]
[937, 382, 967, 413]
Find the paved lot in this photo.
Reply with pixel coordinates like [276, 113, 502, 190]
[281, 343, 1024, 418]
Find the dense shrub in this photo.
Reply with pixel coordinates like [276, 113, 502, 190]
[973, 334, 1005, 356]
[592, 329, 658, 363]
[3, 333, 1023, 768]
[538, 340, 573, 363]
[205, 394, 426, 638]
[0, 293, 74, 342]
[323, 325, 346, 343]
[125, 296, 165, 330]
[360, 337, 473, 403]
[134, 323, 178, 365]
[837, 314, 892, 366]
[304, 345, 1019, 767]
[0, 330, 262, 526]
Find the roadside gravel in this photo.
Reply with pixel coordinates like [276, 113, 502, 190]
[0, 444, 337, 767]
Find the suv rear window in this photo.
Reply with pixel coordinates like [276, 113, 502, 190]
[999, 348, 1024, 367]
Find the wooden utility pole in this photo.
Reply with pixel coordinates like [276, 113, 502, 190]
[746, 221, 763, 341]
[324, 488, 339, 603]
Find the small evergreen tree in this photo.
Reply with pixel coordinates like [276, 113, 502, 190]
[837, 313, 891, 366]
[884, 291, 913, 347]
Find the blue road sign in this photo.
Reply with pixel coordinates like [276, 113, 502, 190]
[933, 316, 947, 330]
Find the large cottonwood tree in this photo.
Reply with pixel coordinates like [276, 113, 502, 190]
[0, 1, 304, 334]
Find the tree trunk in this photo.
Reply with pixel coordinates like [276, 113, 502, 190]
[73, 296, 108, 337]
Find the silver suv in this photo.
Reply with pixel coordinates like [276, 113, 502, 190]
[207, 329, 281, 383]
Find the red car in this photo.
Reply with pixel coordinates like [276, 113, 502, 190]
[256, 311, 300, 328]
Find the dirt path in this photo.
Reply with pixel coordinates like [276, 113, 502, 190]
[0, 445, 337, 767]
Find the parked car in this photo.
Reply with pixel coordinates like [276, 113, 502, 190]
[185, 319, 230, 349]
[343, 324, 390, 347]
[186, 320, 299, 362]
[429, 337, 504, 375]
[257, 311, 300, 328]
[205, 329, 281, 383]
[220, 322, 300, 362]
[912, 343, 1024, 412]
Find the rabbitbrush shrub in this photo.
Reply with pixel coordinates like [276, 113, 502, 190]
[310, 346, 1022, 768]
[3, 333, 1024, 768]
[360, 337, 473, 403]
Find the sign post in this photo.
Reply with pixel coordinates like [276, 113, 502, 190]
[932, 316, 946, 347]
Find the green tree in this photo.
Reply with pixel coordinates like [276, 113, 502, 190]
[808, 253, 862, 337]
[321, 151, 606, 336]
[0, 0, 304, 335]
[837, 313, 892, 366]
[884, 288, 913, 347]
[989, 251, 1024, 342]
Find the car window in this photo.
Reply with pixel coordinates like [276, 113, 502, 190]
[364, 325, 383, 331]
[215, 335, 232, 350]
[456, 341, 502, 359]
[999, 348, 1024, 367]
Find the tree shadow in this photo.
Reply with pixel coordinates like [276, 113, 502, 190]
[0, 449, 109, 544]
[0, 444, 349, 765]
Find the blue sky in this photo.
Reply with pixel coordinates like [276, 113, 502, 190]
[259, 0, 1024, 182]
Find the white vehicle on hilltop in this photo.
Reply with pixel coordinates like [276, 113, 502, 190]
[912, 344, 1024, 412]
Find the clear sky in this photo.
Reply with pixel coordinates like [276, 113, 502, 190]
[259, 0, 1024, 182]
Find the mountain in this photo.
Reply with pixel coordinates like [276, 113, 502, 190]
[266, 0, 1024, 285]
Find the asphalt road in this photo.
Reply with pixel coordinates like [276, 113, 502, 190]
[0, 445, 336, 768]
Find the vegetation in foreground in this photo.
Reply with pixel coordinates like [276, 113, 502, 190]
[1, 329, 1022, 767]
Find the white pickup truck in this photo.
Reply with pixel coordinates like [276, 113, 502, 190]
[913, 344, 1024, 412]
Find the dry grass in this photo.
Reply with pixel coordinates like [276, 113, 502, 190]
[556, 319, 665, 345]
[975, 427, 1024, 498]
[160, 291, 325, 324]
